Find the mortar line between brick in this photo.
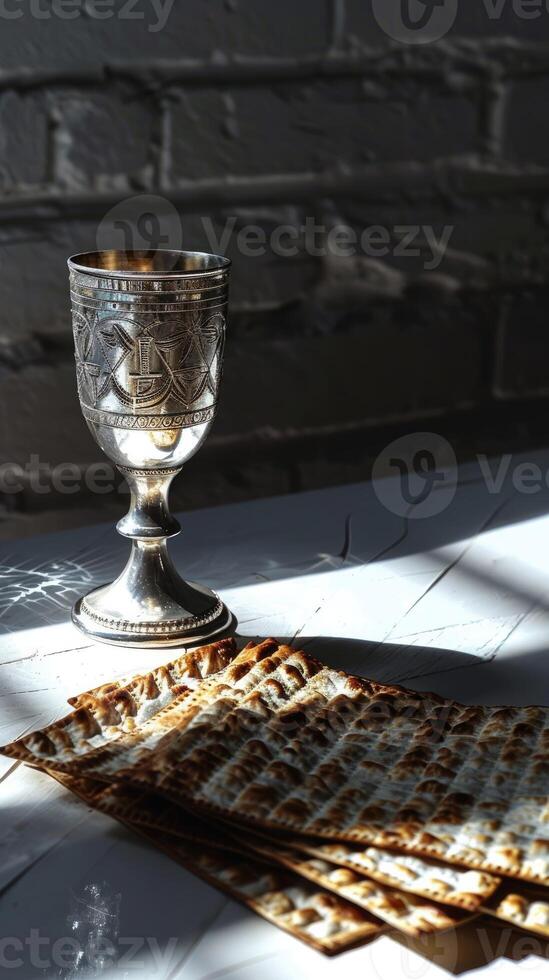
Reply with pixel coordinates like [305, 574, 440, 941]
[2, 159, 549, 224]
[1, 43, 549, 92]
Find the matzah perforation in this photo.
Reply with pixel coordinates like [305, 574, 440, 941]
[141, 647, 379, 812]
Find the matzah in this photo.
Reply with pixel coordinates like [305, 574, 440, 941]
[104, 787, 549, 942]
[69, 637, 237, 715]
[62, 775, 465, 939]
[0, 636, 241, 774]
[144, 831, 386, 956]
[288, 842, 501, 910]
[54, 775, 252, 859]
[235, 838, 470, 938]
[485, 888, 549, 939]
[234, 835, 549, 942]
[0, 640, 276, 777]
[75, 774, 501, 914]
[3, 640, 548, 889]
[50, 773, 385, 956]
[122, 642, 549, 886]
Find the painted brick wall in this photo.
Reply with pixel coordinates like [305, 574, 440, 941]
[1, 0, 549, 536]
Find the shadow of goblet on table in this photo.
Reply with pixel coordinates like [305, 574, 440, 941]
[234, 632, 493, 687]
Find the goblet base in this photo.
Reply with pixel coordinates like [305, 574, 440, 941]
[72, 582, 233, 648]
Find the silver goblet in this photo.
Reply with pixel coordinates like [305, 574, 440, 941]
[68, 249, 233, 647]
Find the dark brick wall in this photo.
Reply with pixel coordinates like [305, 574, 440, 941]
[1, 0, 549, 536]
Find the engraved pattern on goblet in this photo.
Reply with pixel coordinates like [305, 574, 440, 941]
[68, 249, 233, 648]
[73, 308, 226, 430]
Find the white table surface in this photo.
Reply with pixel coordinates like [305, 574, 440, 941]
[1, 450, 549, 978]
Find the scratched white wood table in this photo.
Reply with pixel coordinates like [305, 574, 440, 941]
[1, 450, 549, 979]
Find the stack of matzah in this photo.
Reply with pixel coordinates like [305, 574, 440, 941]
[3, 637, 549, 957]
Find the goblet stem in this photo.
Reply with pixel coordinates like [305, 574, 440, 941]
[116, 466, 181, 541]
[71, 465, 232, 647]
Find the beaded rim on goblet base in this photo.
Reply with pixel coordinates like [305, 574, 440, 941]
[72, 592, 234, 648]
